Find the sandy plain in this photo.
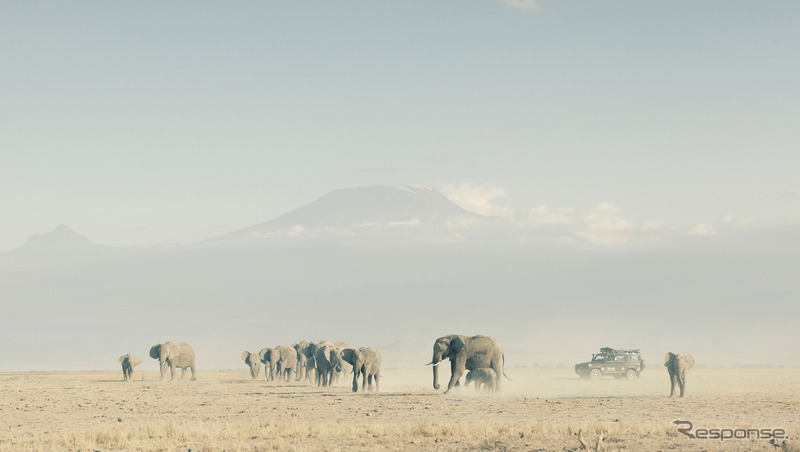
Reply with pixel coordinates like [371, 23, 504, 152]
[0, 366, 797, 451]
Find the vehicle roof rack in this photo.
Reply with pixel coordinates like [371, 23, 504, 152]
[600, 347, 641, 354]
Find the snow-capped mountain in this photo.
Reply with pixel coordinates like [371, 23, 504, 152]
[210, 185, 482, 241]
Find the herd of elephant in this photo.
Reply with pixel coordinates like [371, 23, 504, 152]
[241, 341, 383, 392]
[119, 340, 382, 393]
[117, 335, 694, 397]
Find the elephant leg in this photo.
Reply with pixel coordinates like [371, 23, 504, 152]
[493, 362, 503, 393]
[445, 358, 466, 394]
[669, 372, 677, 397]
[375, 374, 380, 392]
[678, 373, 686, 397]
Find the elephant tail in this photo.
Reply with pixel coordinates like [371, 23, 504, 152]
[502, 353, 512, 381]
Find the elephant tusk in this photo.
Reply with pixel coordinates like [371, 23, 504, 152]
[426, 361, 440, 367]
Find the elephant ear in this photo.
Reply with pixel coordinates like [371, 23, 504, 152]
[449, 336, 465, 360]
[664, 352, 675, 366]
[241, 351, 251, 362]
[130, 356, 142, 367]
[149, 345, 161, 360]
[258, 348, 269, 363]
[340, 348, 356, 366]
[683, 354, 695, 371]
[118, 355, 128, 364]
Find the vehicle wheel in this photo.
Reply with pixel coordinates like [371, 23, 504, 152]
[589, 369, 602, 380]
[625, 369, 637, 380]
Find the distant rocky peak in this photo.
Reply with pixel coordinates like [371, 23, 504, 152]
[23, 224, 95, 249]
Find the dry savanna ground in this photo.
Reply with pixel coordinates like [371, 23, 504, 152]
[0, 367, 797, 451]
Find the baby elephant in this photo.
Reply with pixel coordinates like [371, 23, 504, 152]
[465, 368, 497, 393]
[118, 354, 142, 381]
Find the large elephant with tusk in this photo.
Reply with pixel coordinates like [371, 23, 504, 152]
[149, 342, 196, 381]
[428, 334, 507, 394]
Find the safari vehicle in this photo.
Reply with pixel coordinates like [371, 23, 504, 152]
[575, 347, 645, 380]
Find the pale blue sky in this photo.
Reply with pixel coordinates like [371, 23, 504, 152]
[2, 1, 799, 250]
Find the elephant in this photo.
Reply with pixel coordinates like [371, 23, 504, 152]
[341, 347, 382, 392]
[293, 341, 312, 381]
[258, 348, 276, 381]
[118, 354, 142, 381]
[428, 334, 507, 394]
[331, 342, 352, 385]
[664, 352, 695, 397]
[149, 342, 196, 381]
[301, 341, 327, 385]
[314, 341, 342, 387]
[241, 351, 261, 380]
[260, 346, 297, 382]
[465, 368, 496, 393]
